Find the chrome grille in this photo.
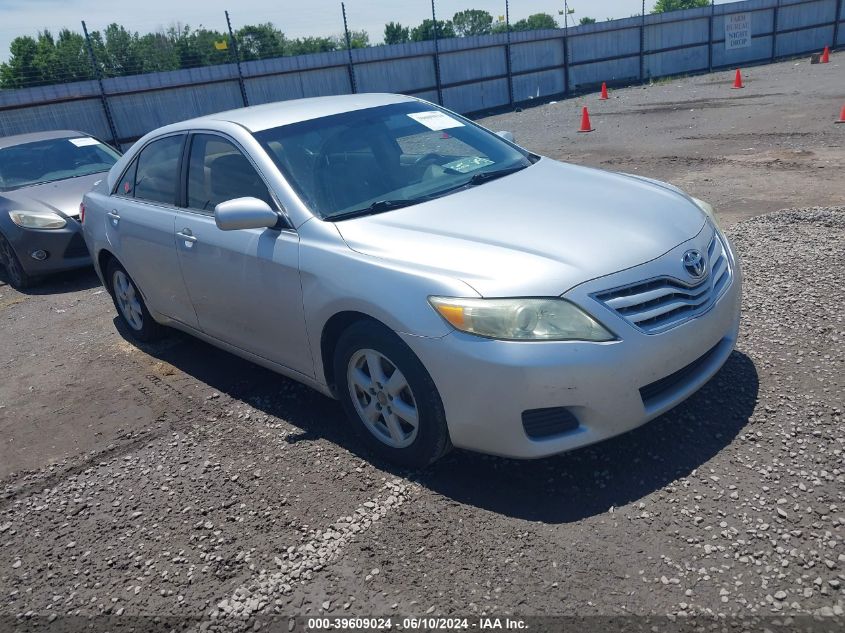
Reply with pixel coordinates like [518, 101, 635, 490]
[593, 233, 732, 334]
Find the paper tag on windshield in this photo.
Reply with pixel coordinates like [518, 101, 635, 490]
[68, 137, 99, 147]
[442, 157, 494, 174]
[408, 111, 464, 131]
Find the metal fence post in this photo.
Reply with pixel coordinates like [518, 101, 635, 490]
[81, 20, 119, 148]
[833, 0, 843, 51]
[562, 2, 570, 96]
[342, 2, 358, 94]
[505, 0, 514, 107]
[431, 0, 443, 105]
[708, 0, 714, 73]
[225, 10, 249, 107]
[772, 0, 780, 61]
[640, 0, 646, 83]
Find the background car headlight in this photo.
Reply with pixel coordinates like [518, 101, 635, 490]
[691, 197, 718, 226]
[9, 210, 67, 230]
[429, 297, 614, 342]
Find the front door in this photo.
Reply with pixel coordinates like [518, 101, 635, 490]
[175, 133, 313, 377]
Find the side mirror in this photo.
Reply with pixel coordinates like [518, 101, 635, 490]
[496, 130, 515, 143]
[214, 197, 279, 231]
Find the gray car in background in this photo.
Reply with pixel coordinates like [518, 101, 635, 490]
[82, 94, 741, 467]
[0, 130, 121, 289]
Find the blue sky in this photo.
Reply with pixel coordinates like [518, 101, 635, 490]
[0, 0, 732, 62]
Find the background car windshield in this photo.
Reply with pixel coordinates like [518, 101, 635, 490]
[0, 137, 120, 192]
[254, 102, 531, 219]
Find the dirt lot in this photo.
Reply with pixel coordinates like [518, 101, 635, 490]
[1, 56, 843, 631]
[484, 56, 845, 227]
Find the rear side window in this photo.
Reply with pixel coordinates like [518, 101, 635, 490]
[114, 159, 137, 197]
[186, 134, 273, 212]
[133, 135, 184, 205]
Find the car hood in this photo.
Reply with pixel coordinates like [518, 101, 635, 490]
[0, 173, 105, 219]
[334, 158, 707, 297]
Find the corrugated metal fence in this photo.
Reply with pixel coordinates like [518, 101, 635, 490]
[1, 0, 842, 148]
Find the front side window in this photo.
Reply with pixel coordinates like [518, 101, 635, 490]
[254, 102, 532, 220]
[133, 135, 184, 205]
[0, 136, 120, 192]
[186, 134, 273, 212]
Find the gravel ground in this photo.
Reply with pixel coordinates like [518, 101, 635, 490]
[1, 207, 842, 630]
[480, 55, 845, 227]
[1, 56, 844, 632]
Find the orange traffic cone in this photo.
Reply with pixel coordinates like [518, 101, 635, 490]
[732, 69, 744, 89]
[578, 106, 595, 133]
[600, 82, 609, 100]
[821, 46, 830, 63]
[836, 104, 845, 124]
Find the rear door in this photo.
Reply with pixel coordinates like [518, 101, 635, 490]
[106, 134, 198, 328]
[174, 132, 313, 377]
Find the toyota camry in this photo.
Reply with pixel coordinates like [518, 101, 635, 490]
[81, 94, 741, 467]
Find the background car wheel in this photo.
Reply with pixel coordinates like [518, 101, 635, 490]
[0, 232, 35, 290]
[334, 320, 451, 468]
[106, 259, 164, 342]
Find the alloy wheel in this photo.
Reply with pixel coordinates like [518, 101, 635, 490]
[347, 349, 419, 448]
[113, 270, 144, 331]
[0, 235, 24, 287]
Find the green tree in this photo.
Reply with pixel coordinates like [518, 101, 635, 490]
[54, 29, 92, 82]
[452, 9, 493, 37]
[100, 24, 142, 76]
[237, 23, 285, 60]
[0, 36, 40, 88]
[411, 19, 456, 42]
[512, 13, 558, 31]
[135, 31, 180, 73]
[651, 0, 710, 13]
[384, 22, 410, 45]
[579, 17, 597, 25]
[286, 36, 338, 56]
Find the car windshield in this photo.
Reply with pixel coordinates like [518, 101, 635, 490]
[254, 102, 532, 220]
[0, 136, 120, 192]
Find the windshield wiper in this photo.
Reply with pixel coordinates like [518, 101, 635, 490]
[328, 199, 420, 221]
[467, 164, 528, 186]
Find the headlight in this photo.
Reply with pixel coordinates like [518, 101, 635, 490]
[691, 197, 718, 226]
[429, 297, 615, 342]
[8, 210, 67, 230]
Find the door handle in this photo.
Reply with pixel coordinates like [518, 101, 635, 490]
[107, 210, 120, 226]
[176, 228, 197, 248]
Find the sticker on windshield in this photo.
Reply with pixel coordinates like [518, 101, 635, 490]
[442, 156, 494, 174]
[407, 111, 464, 131]
[68, 137, 99, 147]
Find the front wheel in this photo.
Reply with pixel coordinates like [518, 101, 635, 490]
[0, 232, 35, 290]
[334, 321, 451, 468]
[106, 259, 164, 342]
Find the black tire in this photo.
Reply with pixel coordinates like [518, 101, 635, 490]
[106, 259, 165, 342]
[0, 232, 35, 290]
[334, 320, 451, 468]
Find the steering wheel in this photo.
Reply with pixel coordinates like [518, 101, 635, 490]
[413, 153, 442, 167]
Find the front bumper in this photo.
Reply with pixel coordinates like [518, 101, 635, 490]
[404, 227, 743, 459]
[4, 218, 91, 276]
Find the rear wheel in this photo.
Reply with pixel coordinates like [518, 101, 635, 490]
[106, 259, 164, 342]
[334, 321, 451, 468]
[0, 232, 34, 290]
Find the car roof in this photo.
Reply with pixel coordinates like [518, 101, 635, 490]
[183, 93, 418, 133]
[0, 129, 89, 150]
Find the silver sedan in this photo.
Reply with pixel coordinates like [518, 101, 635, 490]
[82, 94, 741, 467]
